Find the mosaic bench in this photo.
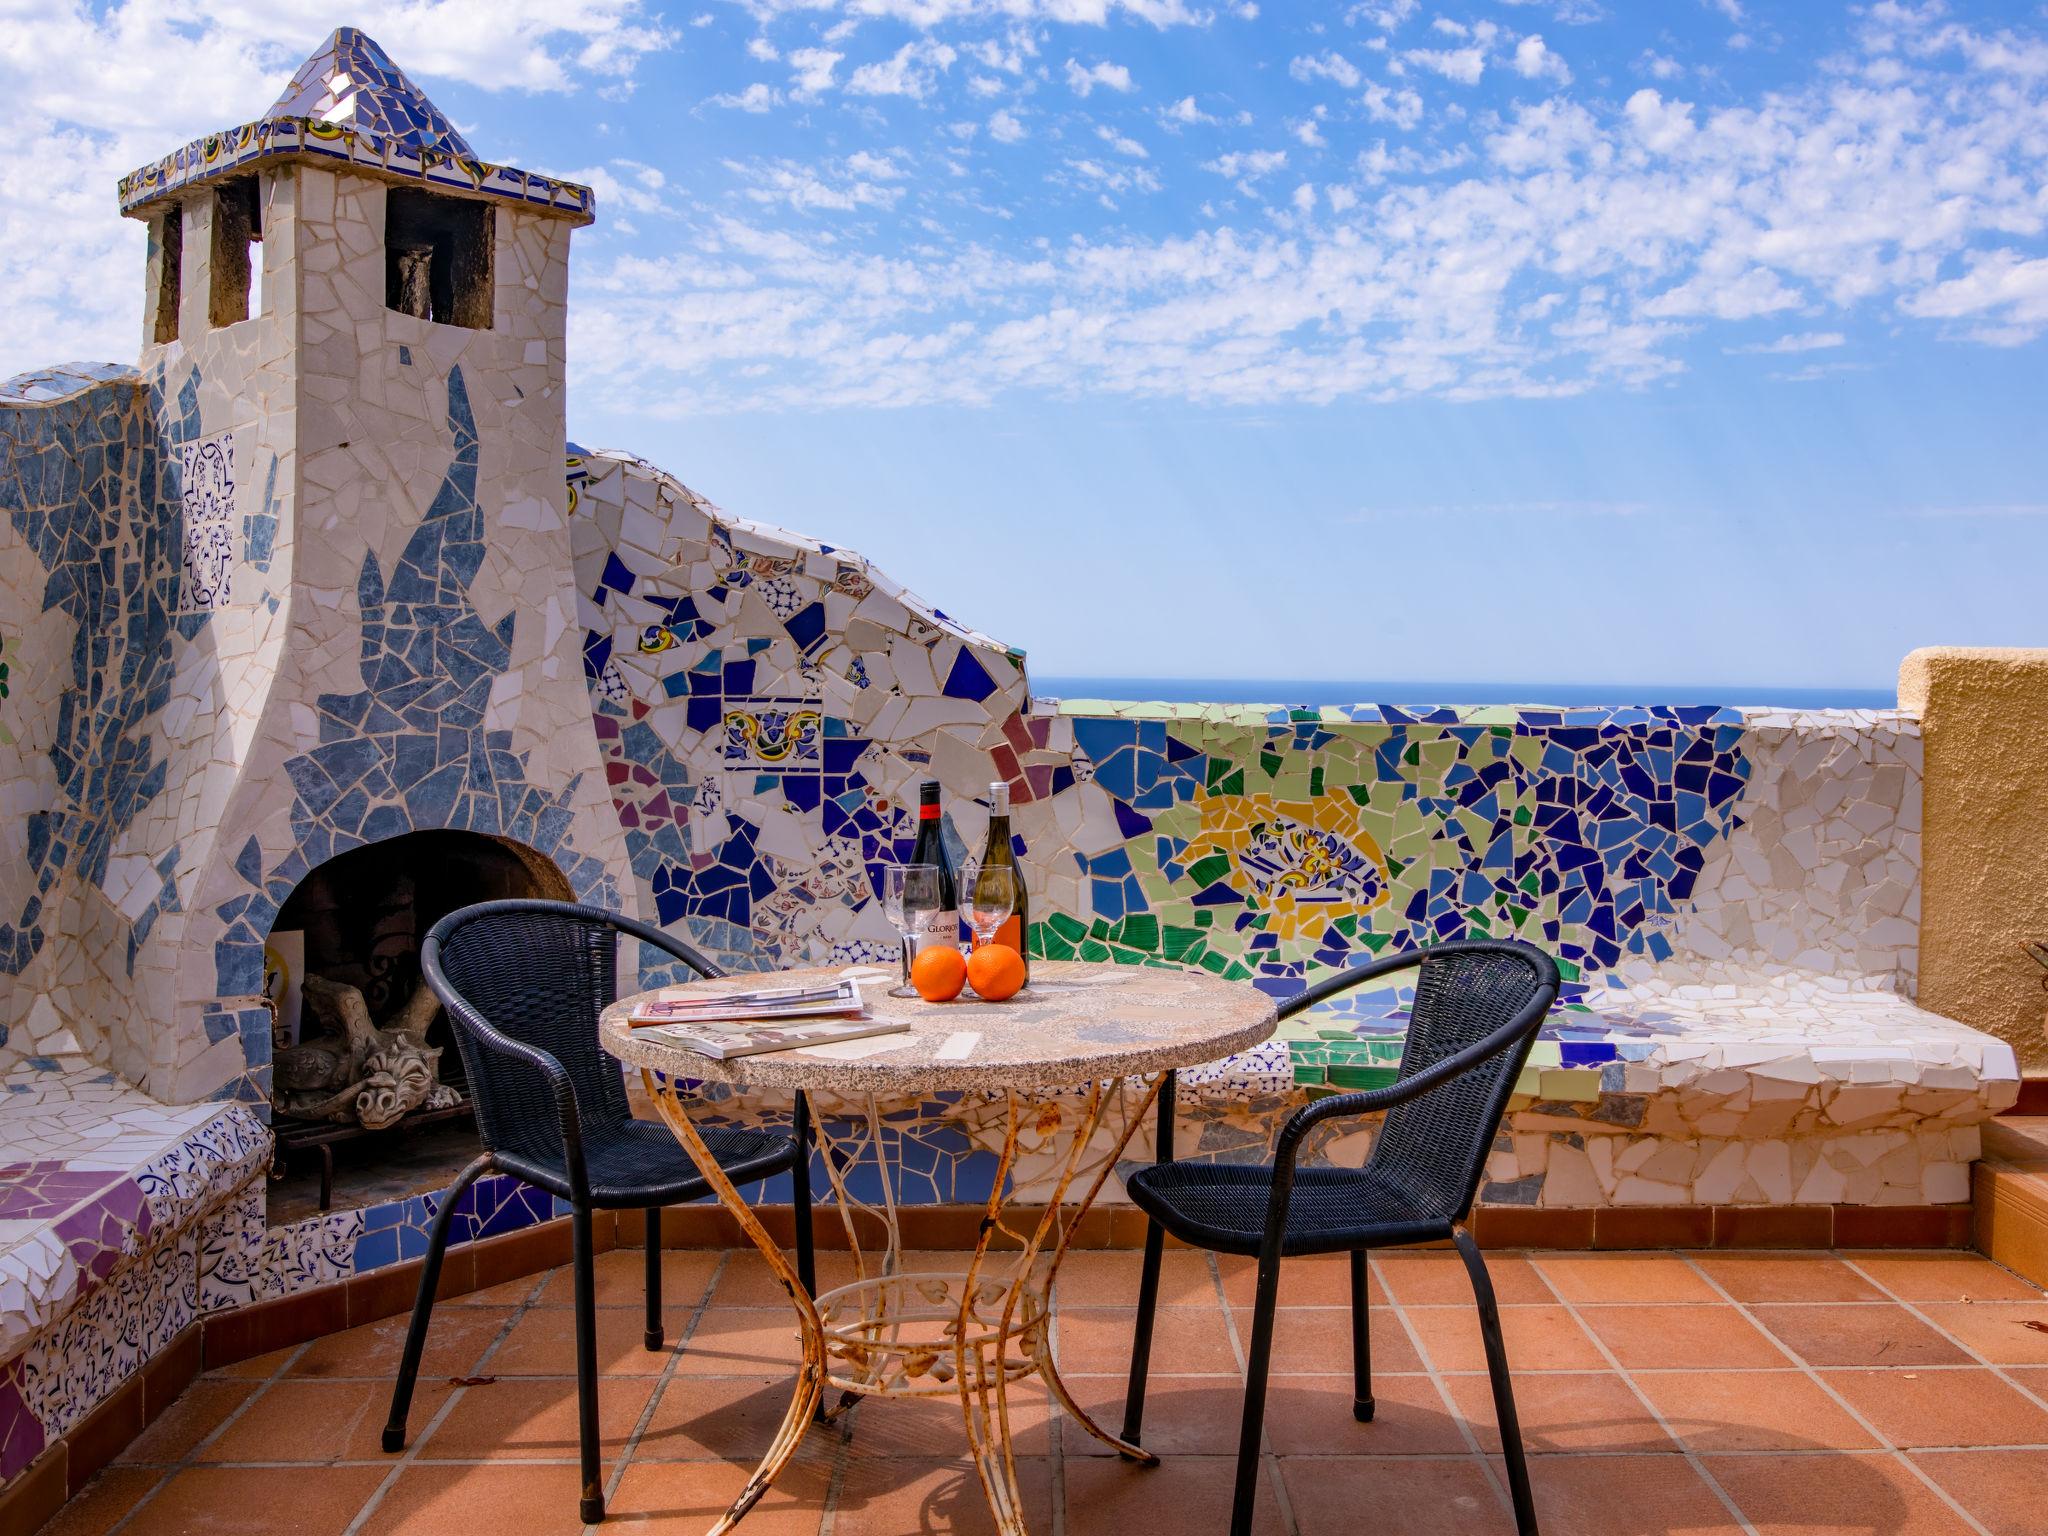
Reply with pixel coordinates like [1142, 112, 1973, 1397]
[1178, 971, 2021, 1209]
[0, 1061, 269, 1486]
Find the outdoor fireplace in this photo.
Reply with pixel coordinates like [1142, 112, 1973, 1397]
[264, 829, 571, 1216]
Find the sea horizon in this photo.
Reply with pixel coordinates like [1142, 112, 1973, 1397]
[1031, 676, 1900, 711]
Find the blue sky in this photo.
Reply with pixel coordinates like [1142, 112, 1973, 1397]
[6, 1, 2048, 692]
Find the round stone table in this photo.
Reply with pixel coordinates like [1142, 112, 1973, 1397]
[600, 960, 1276, 1536]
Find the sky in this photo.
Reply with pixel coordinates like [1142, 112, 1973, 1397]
[4, 1, 2048, 693]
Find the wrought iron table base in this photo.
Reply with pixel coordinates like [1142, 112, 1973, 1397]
[644, 1070, 1164, 1536]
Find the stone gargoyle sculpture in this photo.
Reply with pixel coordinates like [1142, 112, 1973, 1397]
[274, 973, 461, 1129]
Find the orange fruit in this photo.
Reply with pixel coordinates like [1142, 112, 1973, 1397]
[911, 944, 968, 1002]
[966, 944, 1026, 1002]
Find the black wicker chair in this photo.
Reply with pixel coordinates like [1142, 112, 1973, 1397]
[379, 899, 817, 1523]
[1119, 939, 1560, 1536]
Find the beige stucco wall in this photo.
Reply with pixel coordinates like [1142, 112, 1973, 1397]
[1900, 647, 2048, 1071]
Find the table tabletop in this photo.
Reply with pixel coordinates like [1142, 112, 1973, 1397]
[599, 959, 1276, 1095]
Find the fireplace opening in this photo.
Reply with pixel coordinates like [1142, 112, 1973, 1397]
[263, 829, 571, 1223]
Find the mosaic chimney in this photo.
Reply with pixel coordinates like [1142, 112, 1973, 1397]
[1, 29, 627, 1109]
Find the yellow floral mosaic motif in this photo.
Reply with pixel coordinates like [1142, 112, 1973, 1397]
[1177, 789, 1389, 943]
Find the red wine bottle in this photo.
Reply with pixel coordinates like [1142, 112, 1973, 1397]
[908, 780, 959, 918]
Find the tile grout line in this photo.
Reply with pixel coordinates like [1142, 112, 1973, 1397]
[1672, 1250, 1995, 1536]
[97, 1333, 314, 1536]
[338, 1268, 554, 1536]
[1521, 1252, 1763, 1536]
[1834, 1252, 2048, 1415]
[596, 1247, 734, 1522]
[1369, 1248, 1524, 1521]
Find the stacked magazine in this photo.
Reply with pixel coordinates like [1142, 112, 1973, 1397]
[626, 978, 905, 1059]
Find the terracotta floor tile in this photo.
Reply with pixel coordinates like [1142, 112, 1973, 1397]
[1521, 1454, 1745, 1536]
[1217, 1251, 1388, 1308]
[493, 1303, 699, 1377]
[1282, 1455, 1503, 1536]
[1404, 1303, 1605, 1374]
[290, 1308, 516, 1381]
[123, 1465, 387, 1536]
[1070, 1454, 1286, 1536]
[608, 1456, 830, 1533]
[1229, 1304, 1425, 1374]
[1058, 1249, 1221, 1308]
[1374, 1251, 1553, 1307]
[1706, 1451, 1979, 1536]
[1443, 1370, 1675, 1455]
[115, 1379, 257, 1463]
[450, 1273, 546, 1307]
[201, 1378, 452, 1463]
[415, 1374, 657, 1462]
[709, 1249, 860, 1307]
[1536, 1252, 1721, 1304]
[531, 1247, 721, 1310]
[1061, 1305, 1238, 1374]
[1749, 1303, 1970, 1368]
[204, 1348, 296, 1381]
[39, 1467, 162, 1536]
[1263, 1372, 1472, 1456]
[1631, 1369, 1882, 1452]
[1842, 1252, 2047, 1303]
[1689, 1252, 1885, 1304]
[1578, 1304, 1784, 1371]
[1909, 1447, 2048, 1534]
[1056, 1373, 1246, 1458]
[830, 1454, 1055, 1535]
[633, 1373, 823, 1463]
[1917, 1301, 2048, 1365]
[1822, 1367, 2048, 1449]
[842, 1382, 1055, 1460]
[358, 1463, 616, 1536]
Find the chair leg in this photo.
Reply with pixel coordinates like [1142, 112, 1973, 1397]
[792, 1091, 817, 1299]
[1119, 1217, 1166, 1445]
[573, 1204, 605, 1524]
[1350, 1250, 1374, 1423]
[1455, 1229, 1538, 1535]
[644, 1207, 664, 1350]
[381, 1155, 492, 1453]
[1230, 1251, 1282, 1536]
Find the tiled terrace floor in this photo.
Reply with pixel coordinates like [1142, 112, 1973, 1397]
[48, 1245, 2048, 1536]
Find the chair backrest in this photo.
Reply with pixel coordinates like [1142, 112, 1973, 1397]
[1360, 941, 1557, 1224]
[422, 899, 713, 1169]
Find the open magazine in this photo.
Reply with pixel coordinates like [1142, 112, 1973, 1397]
[627, 978, 907, 1060]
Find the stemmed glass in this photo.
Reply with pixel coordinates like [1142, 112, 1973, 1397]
[965, 862, 1017, 952]
[883, 864, 942, 998]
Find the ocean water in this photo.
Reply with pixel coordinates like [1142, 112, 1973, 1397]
[1032, 677, 1898, 711]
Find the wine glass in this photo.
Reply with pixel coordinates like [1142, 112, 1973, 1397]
[967, 863, 1016, 952]
[883, 864, 941, 998]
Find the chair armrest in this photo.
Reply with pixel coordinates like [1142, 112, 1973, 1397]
[431, 978, 594, 1201]
[1276, 945, 1430, 1022]
[604, 907, 727, 981]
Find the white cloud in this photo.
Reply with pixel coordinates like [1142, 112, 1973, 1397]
[1348, 0, 1419, 30]
[1725, 332, 1847, 354]
[1513, 36, 1571, 84]
[787, 47, 844, 97]
[724, 156, 908, 213]
[1065, 58, 1136, 97]
[989, 108, 1026, 142]
[1403, 46, 1486, 85]
[849, 40, 958, 100]
[1097, 125, 1149, 158]
[747, 37, 780, 63]
[1202, 148, 1288, 181]
[1900, 250, 2048, 339]
[1158, 94, 1212, 127]
[1291, 51, 1363, 89]
[1361, 82, 1424, 129]
[708, 82, 782, 112]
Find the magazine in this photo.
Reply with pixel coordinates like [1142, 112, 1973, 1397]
[627, 978, 863, 1026]
[642, 1013, 910, 1061]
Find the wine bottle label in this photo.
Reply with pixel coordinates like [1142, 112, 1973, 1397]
[919, 803, 940, 820]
